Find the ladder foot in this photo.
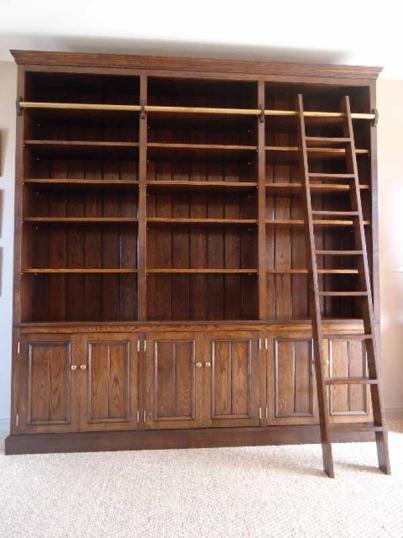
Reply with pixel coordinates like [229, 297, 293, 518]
[376, 431, 391, 475]
[322, 443, 334, 478]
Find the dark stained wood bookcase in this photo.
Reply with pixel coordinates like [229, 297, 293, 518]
[5, 50, 384, 457]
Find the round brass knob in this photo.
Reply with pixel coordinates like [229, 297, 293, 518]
[80, 364, 87, 370]
[70, 365, 78, 371]
[196, 362, 203, 368]
[205, 362, 211, 368]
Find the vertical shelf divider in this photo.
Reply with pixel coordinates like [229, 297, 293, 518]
[258, 80, 267, 320]
[138, 75, 148, 320]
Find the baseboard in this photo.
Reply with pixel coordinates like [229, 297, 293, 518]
[5, 425, 375, 455]
[386, 407, 403, 419]
[0, 418, 10, 434]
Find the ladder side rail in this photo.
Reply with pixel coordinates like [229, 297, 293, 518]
[342, 95, 390, 474]
[297, 94, 334, 478]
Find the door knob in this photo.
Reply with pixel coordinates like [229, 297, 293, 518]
[205, 362, 211, 368]
[80, 364, 87, 370]
[196, 362, 203, 368]
[70, 365, 78, 371]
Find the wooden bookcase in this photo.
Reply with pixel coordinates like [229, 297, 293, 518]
[5, 51, 382, 455]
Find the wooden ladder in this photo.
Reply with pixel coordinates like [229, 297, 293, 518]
[297, 93, 391, 478]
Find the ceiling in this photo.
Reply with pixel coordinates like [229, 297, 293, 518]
[0, 0, 401, 78]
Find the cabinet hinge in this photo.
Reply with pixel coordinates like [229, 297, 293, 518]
[265, 407, 268, 419]
[137, 410, 140, 423]
[15, 413, 19, 428]
[258, 338, 262, 351]
[17, 341, 21, 355]
[137, 340, 140, 353]
[265, 338, 268, 350]
[143, 340, 147, 352]
[259, 407, 262, 420]
[143, 410, 147, 422]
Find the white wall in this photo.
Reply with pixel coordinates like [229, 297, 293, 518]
[378, 79, 403, 415]
[0, 62, 402, 432]
[0, 61, 16, 432]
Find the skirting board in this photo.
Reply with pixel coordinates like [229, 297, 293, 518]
[5, 426, 375, 455]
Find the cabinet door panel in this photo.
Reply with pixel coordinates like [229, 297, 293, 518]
[145, 333, 202, 429]
[268, 336, 317, 425]
[79, 334, 138, 431]
[207, 333, 261, 427]
[19, 334, 78, 433]
[324, 337, 372, 423]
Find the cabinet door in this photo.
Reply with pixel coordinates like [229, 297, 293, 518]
[79, 334, 139, 431]
[144, 332, 203, 429]
[18, 334, 78, 433]
[268, 335, 318, 425]
[205, 333, 261, 428]
[324, 336, 372, 423]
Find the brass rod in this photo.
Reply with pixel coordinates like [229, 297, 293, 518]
[18, 101, 376, 120]
[19, 102, 142, 112]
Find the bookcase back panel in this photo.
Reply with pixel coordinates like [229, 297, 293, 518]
[146, 274, 258, 321]
[22, 274, 137, 322]
[27, 109, 139, 142]
[148, 77, 257, 108]
[26, 72, 140, 104]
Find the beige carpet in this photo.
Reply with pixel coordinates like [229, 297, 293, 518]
[1, 422, 403, 538]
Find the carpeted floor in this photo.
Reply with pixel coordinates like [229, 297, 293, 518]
[1, 422, 403, 538]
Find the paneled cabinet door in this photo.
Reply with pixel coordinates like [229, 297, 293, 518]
[144, 333, 203, 429]
[78, 334, 139, 431]
[324, 335, 372, 423]
[18, 334, 78, 433]
[267, 335, 318, 425]
[204, 332, 262, 428]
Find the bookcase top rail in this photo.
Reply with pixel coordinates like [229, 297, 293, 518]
[18, 101, 376, 120]
[10, 50, 382, 80]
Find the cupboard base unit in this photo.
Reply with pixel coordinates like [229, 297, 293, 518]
[7, 322, 377, 453]
[4, 425, 375, 456]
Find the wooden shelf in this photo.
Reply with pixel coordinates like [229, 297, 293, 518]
[265, 182, 370, 195]
[147, 217, 257, 226]
[24, 179, 139, 188]
[267, 269, 359, 274]
[23, 268, 138, 274]
[266, 145, 369, 157]
[147, 142, 257, 151]
[266, 219, 370, 227]
[147, 180, 257, 192]
[24, 217, 138, 224]
[25, 139, 139, 148]
[147, 269, 258, 274]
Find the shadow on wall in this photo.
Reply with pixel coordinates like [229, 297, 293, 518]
[2, 33, 350, 65]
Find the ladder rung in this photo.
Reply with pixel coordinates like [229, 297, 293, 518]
[309, 173, 355, 179]
[306, 137, 351, 146]
[322, 333, 373, 340]
[330, 423, 384, 434]
[315, 250, 363, 256]
[311, 210, 359, 217]
[326, 377, 378, 385]
[309, 172, 355, 179]
[319, 291, 368, 297]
